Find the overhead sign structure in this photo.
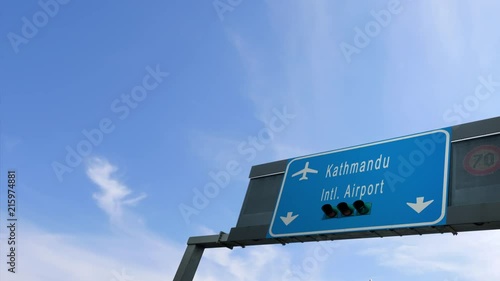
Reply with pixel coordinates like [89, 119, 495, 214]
[268, 129, 452, 238]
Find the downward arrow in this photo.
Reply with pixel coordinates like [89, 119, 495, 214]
[280, 212, 299, 226]
[407, 197, 434, 214]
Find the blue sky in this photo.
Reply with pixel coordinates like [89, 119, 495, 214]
[1, 0, 500, 280]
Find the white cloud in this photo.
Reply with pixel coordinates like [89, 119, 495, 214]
[426, 0, 465, 62]
[86, 157, 147, 223]
[0, 219, 183, 281]
[81, 157, 299, 281]
[196, 245, 294, 281]
[359, 230, 500, 280]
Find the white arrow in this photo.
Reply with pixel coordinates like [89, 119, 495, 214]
[280, 212, 299, 226]
[407, 197, 434, 214]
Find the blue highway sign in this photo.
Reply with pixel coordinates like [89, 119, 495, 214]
[268, 129, 451, 238]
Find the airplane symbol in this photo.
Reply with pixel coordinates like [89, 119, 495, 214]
[292, 162, 318, 181]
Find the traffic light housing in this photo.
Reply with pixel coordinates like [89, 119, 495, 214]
[322, 200, 372, 219]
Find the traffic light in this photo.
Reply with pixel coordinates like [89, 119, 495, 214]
[321, 200, 372, 219]
[353, 200, 370, 215]
[321, 204, 338, 218]
[337, 202, 353, 216]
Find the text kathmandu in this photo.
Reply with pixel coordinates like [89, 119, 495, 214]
[325, 154, 391, 178]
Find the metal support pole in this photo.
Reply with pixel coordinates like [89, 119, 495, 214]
[173, 244, 205, 281]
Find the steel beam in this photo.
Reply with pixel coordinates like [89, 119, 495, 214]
[173, 244, 205, 281]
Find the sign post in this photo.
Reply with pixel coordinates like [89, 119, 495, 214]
[268, 129, 452, 238]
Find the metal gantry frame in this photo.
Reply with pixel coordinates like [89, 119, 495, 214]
[173, 232, 234, 281]
[173, 244, 205, 281]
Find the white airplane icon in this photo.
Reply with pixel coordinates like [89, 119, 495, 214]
[292, 162, 318, 181]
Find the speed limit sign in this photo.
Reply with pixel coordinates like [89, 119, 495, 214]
[463, 145, 500, 176]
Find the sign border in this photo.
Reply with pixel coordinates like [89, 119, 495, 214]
[268, 129, 451, 238]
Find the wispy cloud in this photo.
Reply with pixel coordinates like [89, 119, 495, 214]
[0, 219, 183, 281]
[77, 160, 302, 281]
[360, 230, 500, 280]
[426, 0, 465, 62]
[198, 245, 294, 281]
[86, 157, 147, 223]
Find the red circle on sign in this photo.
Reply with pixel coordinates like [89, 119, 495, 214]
[463, 145, 500, 176]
